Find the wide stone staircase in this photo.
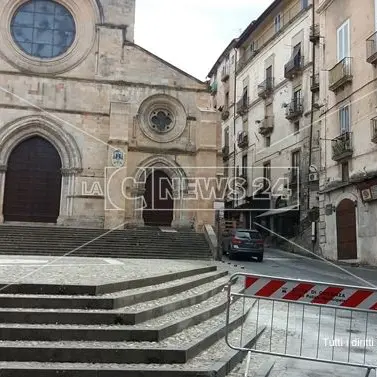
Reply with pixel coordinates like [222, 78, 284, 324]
[0, 266, 264, 376]
[0, 225, 212, 260]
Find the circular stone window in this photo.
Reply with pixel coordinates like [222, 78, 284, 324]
[138, 95, 187, 143]
[149, 109, 174, 133]
[11, 0, 76, 59]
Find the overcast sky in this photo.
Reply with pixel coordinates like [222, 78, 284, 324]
[134, 0, 274, 81]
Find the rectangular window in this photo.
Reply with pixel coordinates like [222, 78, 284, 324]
[292, 151, 300, 178]
[242, 155, 248, 177]
[274, 14, 281, 33]
[263, 162, 271, 183]
[339, 105, 350, 133]
[265, 136, 271, 147]
[224, 127, 229, 146]
[342, 162, 349, 182]
[294, 121, 300, 133]
[337, 20, 350, 61]
[266, 65, 273, 80]
[225, 91, 229, 109]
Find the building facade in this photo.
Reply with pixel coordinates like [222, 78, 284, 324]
[318, 0, 377, 264]
[0, 0, 221, 230]
[209, 0, 321, 249]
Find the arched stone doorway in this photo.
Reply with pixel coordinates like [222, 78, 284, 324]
[143, 170, 174, 226]
[336, 199, 357, 260]
[3, 136, 62, 223]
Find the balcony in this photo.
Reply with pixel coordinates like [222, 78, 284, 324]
[210, 81, 218, 96]
[285, 98, 303, 120]
[257, 77, 274, 99]
[221, 109, 230, 121]
[371, 117, 377, 143]
[237, 131, 248, 149]
[258, 116, 274, 136]
[221, 67, 230, 82]
[367, 31, 377, 64]
[310, 73, 319, 92]
[329, 58, 352, 92]
[284, 55, 304, 80]
[331, 132, 353, 161]
[222, 145, 230, 161]
[236, 96, 249, 116]
[309, 24, 320, 43]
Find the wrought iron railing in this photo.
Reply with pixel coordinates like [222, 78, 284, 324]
[329, 57, 352, 91]
[367, 31, 377, 64]
[331, 132, 353, 161]
[236, 96, 249, 115]
[257, 77, 274, 98]
[285, 98, 303, 120]
[237, 131, 248, 149]
[309, 24, 320, 43]
[284, 55, 304, 79]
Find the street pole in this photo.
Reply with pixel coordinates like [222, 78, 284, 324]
[233, 48, 238, 221]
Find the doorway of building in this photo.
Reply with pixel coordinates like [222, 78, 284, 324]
[143, 170, 174, 226]
[336, 199, 357, 260]
[3, 136, 62, 223]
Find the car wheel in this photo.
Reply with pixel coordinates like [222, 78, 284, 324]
[257, 254, 263, 263]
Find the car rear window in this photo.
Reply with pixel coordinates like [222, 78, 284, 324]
[235, 231, 261, 239]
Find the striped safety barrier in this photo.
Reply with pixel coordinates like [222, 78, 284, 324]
[244, 274, 377, 310]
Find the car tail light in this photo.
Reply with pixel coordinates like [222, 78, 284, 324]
[232, 236, 242, 245]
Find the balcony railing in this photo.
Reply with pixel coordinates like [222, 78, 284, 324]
[237, 131, 248, 149]
[257, 77, 274, 99]
[309, 24, 320, 43]
[284, 55, 304, 80]
[331, 132, 353, 161]
[367, 31, 377, 64]
[221, 109, 230, 121]
[210, 81, 217, 95]
[310, 73, 319, 92]
[371, 117, 377, 143]
[285, 98, 303, 120]
[258, 116, 274, 136]
[236, 96, 249, 115]
[329, 57, 353, 92]
[222, 145, 230, 160]
[221, 66, 230, 82]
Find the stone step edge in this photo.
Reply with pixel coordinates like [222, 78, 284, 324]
[0, 265, 216, 296]
[0, 327, 266, 377]
[0, 278, 228, 325]
[0, 270, 225, 310]
[0, 309, 248, 364]
[0, 283, 244, 342]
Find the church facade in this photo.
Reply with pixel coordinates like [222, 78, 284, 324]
[0, 0, 221, 230]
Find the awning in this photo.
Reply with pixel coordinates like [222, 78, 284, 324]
[255, 205, 299, 218]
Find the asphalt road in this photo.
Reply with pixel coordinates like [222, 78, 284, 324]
[222, 248, 377, 377]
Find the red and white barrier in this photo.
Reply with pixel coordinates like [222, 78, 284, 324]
[245, 275, 377, 310]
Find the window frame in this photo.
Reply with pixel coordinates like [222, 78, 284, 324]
[337, 19, 350, 62]
[339, 104, 350, 134]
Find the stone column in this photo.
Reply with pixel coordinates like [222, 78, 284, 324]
[0, 165, 7, 224]
[104, 101, 131, 229]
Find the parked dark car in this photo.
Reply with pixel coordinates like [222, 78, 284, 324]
[222, 228, 264, 262]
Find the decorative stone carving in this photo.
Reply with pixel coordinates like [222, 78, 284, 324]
[138, 94, 187, 143]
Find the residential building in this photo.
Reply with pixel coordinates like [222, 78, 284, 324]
[318, 0, 377, 265]
[208, 0, 321, 249]
[0, 0, 221, 231]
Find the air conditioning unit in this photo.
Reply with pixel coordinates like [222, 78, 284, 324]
[309, 172, 319, 182]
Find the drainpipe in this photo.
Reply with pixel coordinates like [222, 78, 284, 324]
[233, 48, 238, 217]
[375, 0, 377, 31]
[307, 0, 316, 211]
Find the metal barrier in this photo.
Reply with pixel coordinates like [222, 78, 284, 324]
[225, 273, 377, 376]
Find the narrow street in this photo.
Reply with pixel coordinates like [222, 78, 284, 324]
[223, 248, 377, 377]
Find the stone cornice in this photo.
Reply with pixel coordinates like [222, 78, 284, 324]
[317, 0, 335, 14]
